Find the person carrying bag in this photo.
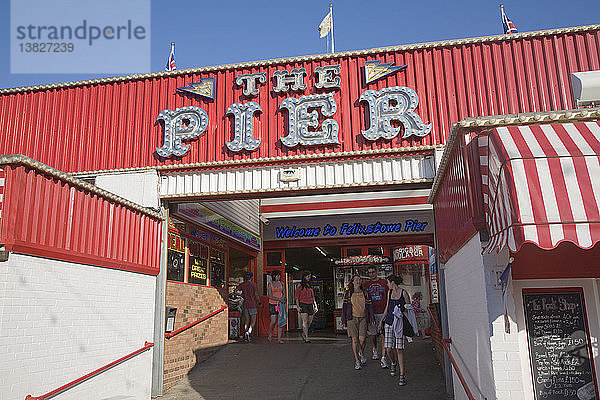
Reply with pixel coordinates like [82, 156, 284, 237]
[378, 274, 411, 387]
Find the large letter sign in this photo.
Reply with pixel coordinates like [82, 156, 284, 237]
[235, 73, 266, 97]
[359, 86, 431, 140]
[279, 93, 339, 147]
[273, 68, 307, 93]
[156, 106, 209, 157]
[226, 102, 262, 152]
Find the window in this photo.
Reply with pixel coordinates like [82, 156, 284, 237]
[210, 249, 226, 289]
[166, 232, 185, 282]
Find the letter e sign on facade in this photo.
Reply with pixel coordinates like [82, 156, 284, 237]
[155, 62, 431, 158]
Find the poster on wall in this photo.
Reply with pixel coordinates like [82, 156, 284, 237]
[211, 262, 225, 289]
[523, 289, 597, 400]
[167, 232, 185, 282]
[210, 248, 226, 289]
[188, 241, 208, 285]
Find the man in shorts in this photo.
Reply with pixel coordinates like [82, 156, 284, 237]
[363, 265, 389, 366]
[236, 271, 262, 342]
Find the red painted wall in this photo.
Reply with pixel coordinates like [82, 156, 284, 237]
[433, 134, 485, 263]
[1, 27, 598, 173]
[0, 161, 162, 275]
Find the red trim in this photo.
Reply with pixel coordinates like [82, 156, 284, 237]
[264, 234, 434, 249]
[165, 305, 227, 339]
[521, 287, 599, 398]
[260, 197, 429, 213]
[10, 241, 158, 276]
[25, 341, 154, 400]
[441, 339, 482, 400]
[511, 242, 600, 280]
[165, 182, 432, 202]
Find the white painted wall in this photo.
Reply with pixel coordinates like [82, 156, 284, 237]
[95, 170, 160, 209]
[483, 247, 526, 399]
[0, 253, 156, 400]
[443, 234, 497, 400]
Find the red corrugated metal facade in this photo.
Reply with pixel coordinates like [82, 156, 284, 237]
[430, 132, 485, 263]
[0, 156, 163, 275]
[1, 26, 598, 173]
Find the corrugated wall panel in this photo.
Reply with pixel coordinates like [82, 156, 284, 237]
[0, 158, 163, 275]
[0, 27, 598, 173]
[160, 155, 435, 198]
[201, 199, 260, 234]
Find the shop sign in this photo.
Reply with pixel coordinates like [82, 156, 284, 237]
[273, 219, 427, 238]
[190, 226, 211, 242]
[156, 63, 432, 158]
[176, 203, 261, 250]
[167, 231, 185, 253]
[393, 245, 429, 263]
[263, 211, 433, 241]
[188, 257, 207, 285]
[166, 232, 185, 282]
[429, 274, 439, 303]
[280, 168, 300, 182]
[335, 255, 390, 266]
[168, 217, 187, 233]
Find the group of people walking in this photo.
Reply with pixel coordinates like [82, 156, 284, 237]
[235, 270, 316, 344]
[341, 267, 412, 386]
[236, 266, 423, 387]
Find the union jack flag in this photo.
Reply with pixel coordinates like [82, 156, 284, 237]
[500, 5, 518, 34]
[165, 42, 176, 71]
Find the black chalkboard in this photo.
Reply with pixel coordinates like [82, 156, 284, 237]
[523, 290, 597, 400]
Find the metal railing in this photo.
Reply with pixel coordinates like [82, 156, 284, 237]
[428, 307, 486, 400]
[441, 338, 486, 400]
[165, 305, 227, 339]
[25, 341, 154, 400]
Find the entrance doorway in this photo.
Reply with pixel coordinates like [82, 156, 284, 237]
[264, 243, 436, 337]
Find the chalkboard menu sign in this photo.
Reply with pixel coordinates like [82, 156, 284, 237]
[523, 289, 597, 400]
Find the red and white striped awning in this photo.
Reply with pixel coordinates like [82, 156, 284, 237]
[479, 122, 600, 253]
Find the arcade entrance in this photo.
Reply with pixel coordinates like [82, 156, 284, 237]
[261, 241, 437, 337]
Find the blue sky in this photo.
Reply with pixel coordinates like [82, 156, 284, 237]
[2, 0, 599, 89]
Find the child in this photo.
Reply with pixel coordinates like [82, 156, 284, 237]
[411, 292, 427, 337]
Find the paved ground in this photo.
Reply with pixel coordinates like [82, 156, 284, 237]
[157, 333, 448, 400]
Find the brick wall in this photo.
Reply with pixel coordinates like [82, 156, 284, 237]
[163, 282, 228, 392]
[0, 252, 155, 400]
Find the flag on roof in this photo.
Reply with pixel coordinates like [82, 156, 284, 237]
[165, 42, 176, 71]
[318, 10, 332, 38]
[500, 5, 518, 34]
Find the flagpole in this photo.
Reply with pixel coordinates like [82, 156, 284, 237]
[330, 4, 335, 54]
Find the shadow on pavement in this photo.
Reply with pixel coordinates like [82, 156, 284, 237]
[158, 334, 447, 400]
